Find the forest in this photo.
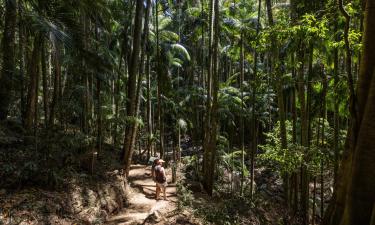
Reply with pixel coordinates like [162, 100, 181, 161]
[0, 0, 374, 224]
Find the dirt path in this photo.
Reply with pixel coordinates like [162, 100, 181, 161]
[106, 165, 177, 225]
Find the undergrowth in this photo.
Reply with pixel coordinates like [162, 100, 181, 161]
[0, 121, 109, 190]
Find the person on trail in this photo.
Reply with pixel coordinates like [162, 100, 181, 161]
[154, 159, 168, 200]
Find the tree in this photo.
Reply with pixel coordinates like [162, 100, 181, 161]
[323, 0, 375, 224]
[203, 0, 219, 196]
[0, 0, 17, 120]
[123, 0, 144, 176]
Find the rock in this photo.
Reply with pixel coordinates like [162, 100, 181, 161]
[85, 189, 98, 207]
[99, 209, 108, 220]
[106, 198, 119, 213]
[145, 210, 164, 223]
[78, 207, 100, 224]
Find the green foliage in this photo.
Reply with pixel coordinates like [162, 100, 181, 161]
[193, 197, 253, 225]
[260, 117, 344, 177]
[259, 121, 304, 175]
[0, 129, 96, 189]
[176, 181, 194, 210]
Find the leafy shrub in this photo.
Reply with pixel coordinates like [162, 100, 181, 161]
[0, 127, 96, 189]
[259, 121, 304, 175]
[176, 181, 194, 210]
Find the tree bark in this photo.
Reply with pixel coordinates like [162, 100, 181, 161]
[25, 36, 42, 130]
[0, 0, 17, 120]
[49, 41, 61, 127]
[203, 0, 219, 196]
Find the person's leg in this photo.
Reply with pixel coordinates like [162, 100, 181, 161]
[156, 184, 160, 199]
[163, 185, 167, 200]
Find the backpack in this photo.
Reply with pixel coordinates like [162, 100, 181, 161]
[154, 165, 166, 183]
[151, 158, 159, 177]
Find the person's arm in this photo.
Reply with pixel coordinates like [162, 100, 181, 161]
[152, 165, 157, 179]
[162, 167, 167, 180]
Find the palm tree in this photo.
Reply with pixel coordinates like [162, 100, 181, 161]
[203, 0, 219, 196]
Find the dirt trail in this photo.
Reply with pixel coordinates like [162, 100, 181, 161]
[106, 165, 177, 225]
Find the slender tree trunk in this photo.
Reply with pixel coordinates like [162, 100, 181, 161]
[41, 40, 49, 127]
[203, 0, 219, 196]
[146, 53, 153, 158]
[49, 42, 61, 127]
[155, 0, 165, 159]
[19, 9, 26, 121]
[333, 20, 340, 185]
[95, 25, 102, 157]
[291, 52, 299, 213]
[321, 64, 328, 219]
[240, 33, 245, 196]
[313, 177, 317, 225]
[203, 0, 214, 177]
[250, 0, 262, 200]
[297, 44, 309, 225]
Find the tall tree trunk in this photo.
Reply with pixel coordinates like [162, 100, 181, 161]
[0, 0, 17, 120]
[95, 25, 102, 157]
[123, 0, 144, 176]
[239, 32, 245, 196]
[25, 36, 42, 130]
[323, 1, 375, 224]
[291, 52, 299, 213]
[321, 64, 328, 219]
[333, 20, 340, 185]
[41, 40, 49, 127]
[155, 0, 165, 159]
[250, 0, 261, 199]
[146, 53, 153, 158]
[49, 42, 61, 126]
[297, 43, 309, 225]
[19, 7, 26, 121]
[203, 0, 214, 178]
[203, 0, 219, 196]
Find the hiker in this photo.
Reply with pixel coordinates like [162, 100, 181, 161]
[154, 159, 168, 200]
